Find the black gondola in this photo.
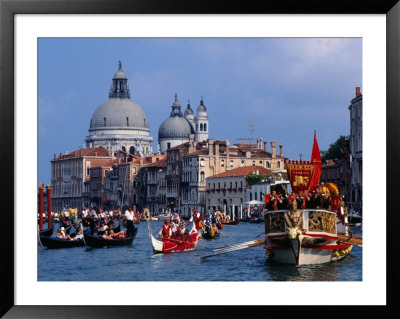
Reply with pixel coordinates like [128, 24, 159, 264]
[39, 227, 54, 237]
[83, 228, 138, 248]
[39, 236, 85, 249]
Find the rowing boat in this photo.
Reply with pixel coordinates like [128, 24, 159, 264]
[146, 219, 198, 253]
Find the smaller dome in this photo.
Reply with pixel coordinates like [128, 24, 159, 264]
[113, 61, 127, 79]
[197, 98, 207, 113]
[114, 69, 127, 79]
[158, 116, 194, 139]
[184, 102, 193, 115]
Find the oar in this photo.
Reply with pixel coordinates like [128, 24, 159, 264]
[256, 232, 265, 237]
[219, 230, 230, 238]
[200, 238, 265, 260]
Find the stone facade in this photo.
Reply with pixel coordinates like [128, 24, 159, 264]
[205, 166, 271, 217]
[321, 159, 351, 201]
[51, 147, 112, 212]
[348, 87, 362, 214]
[168, 136, 286, 217]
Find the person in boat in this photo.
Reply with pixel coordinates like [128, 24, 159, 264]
[171, 219, 180, 237]
[181, 229, 191, 243]
[109, 229, 126, 239]
[210, 221, 219, 235]
[124, 207, 136, 237]
[189, 208, 202, 232]
[69, 229, 83, 241]
[56, 227, 67, 239]
[302, 189, 313, 209]
[178, 219, 186, 235]
[102, 230, 113, 240]
[322, 189, 331, 210]
[60, 218, 72, 235]
[159, 219, 172, 240]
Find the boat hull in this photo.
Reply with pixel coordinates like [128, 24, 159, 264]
[84, 229, 137, 248]
[40, 236, 85, 249]
[264, 209, 354, 266]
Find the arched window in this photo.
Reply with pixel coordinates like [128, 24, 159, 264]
[104, 117, 106, 126]
[129, 146, 135, 155]
[126, 117, 129, 126]
[200, 171, 205, 182]
[122, 146, 126, 152]
[200, 123, 203, 131]
[266, 162, 270, 168]
[204, 123, 207, 131]
[252, 161, 255, 166]
[277, 161, 281, 168]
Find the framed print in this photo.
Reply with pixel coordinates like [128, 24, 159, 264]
[1, 0, 399, 317]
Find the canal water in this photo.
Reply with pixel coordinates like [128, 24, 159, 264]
[38, 220, 362, 281]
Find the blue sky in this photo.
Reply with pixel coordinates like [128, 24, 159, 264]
[38, 38, 362, 185]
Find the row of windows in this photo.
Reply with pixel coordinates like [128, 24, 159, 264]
[208, 181, 243, 189]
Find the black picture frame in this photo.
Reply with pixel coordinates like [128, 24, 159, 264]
[1, 0, 398, 318]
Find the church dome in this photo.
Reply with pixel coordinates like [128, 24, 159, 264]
[197, 98, 207, 115]
[158, 115, 193, 139]
[90, 98, 149, 129]
[159, 94, 194, 139]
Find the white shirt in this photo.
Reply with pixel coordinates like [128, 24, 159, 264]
[125, 210, 134, 221]
[82, 210, 88, 218]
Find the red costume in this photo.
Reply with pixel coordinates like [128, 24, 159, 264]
[161, 224, 171, 239]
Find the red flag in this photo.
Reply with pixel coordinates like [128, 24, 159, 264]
[308, 131, 322, 191]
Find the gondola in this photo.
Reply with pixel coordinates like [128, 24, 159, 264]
[83, 228, 138, 248]
[39, 226, 54, 237]
[39, 236, 85, 249]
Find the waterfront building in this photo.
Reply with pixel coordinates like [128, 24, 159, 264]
[87, 159, 119, 208]
[321, 159, 351, 201]
[143, 156, 167, 214]
[348, 87, 363, 214]
[158, 95, 209, 154]
[167, 136, 286, 217]
[205, 166, 271, 218]
[85, 62, 153, 156]
[51, 146, 112, 212]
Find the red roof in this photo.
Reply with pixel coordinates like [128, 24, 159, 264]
[208, 165, 271, 179]
[55, 147, 110, 160]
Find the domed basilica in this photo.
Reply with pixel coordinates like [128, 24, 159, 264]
[86, 62, 153, 156]
[86, 63, 209, 156]
[158, 94, 209, 154]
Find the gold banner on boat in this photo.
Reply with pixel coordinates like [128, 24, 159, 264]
[286, 162, 317, 192]
[308, 211, 336, 234]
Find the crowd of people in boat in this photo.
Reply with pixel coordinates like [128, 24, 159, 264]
[158, 211, 195, 243]
[264, 183, 340, 211]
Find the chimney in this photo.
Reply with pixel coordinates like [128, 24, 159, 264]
[271, 142, 276, 158]
[208, 139, 214, 156]
[356, 87, 361, 97]
[263, 141, 268, 152]
[279, 145, 283, 156]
